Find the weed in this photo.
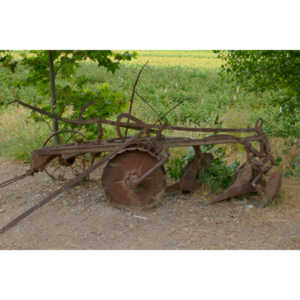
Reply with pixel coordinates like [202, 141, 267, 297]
[165, 146, 240, 192]
[165, 148, 190, 181]
[284, 156, 300, 179]
[198, 146, 240, 192]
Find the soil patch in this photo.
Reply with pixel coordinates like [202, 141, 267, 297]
[0, 158, 300, 249]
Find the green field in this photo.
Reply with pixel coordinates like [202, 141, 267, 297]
[0, 51, 299, 177]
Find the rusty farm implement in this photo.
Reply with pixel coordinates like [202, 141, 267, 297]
[0, 82, 282, 234]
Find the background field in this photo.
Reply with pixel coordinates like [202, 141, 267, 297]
[0, 50, 299, 177]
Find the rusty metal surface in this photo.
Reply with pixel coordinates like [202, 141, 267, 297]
[180, 147, 213, 193]
[32, 135, 265, 157]
[102, 148, 166, 208]
[261, 170, 282, 207]
[210, 163, 255, 204]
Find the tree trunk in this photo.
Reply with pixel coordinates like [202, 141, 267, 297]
[48, 50, 59, 144]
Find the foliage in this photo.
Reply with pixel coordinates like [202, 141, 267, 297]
[166, 148, 194, 181]
[0, 50, 136, 140]
[198, 147, 240, 192]
[0, 106, 50, 161]
[166, 146, 240, 192]
[215, 50, 300, 137]
[284, 157, 300, 178]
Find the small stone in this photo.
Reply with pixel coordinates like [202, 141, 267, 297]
[246, 204, 254, 209]
[133, 215, 148, 220]
[0, 208, 5, 213]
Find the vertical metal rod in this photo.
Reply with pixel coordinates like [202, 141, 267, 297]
[124, 62, 148, 137]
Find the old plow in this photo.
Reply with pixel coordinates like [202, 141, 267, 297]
[0, 98, 282, 234]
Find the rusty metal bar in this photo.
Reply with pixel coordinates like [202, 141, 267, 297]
[0, 169, 34, 189]
[33, 134, 263, 158]
[0, 131, 146, 234]
[132, 155, 169, 187]
[9, 99, 259, 134]
[0, 156, 109, 234]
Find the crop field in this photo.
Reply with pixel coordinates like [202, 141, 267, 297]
[76, 51, 282, 130]
[0, 50, 299, 178]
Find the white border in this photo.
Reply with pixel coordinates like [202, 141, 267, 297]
[1, 0, 300, 49]
[0, 251, 299, 300]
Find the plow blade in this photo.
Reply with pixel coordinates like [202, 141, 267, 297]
[209, 163, 255, 204]
[260, 170, 282, 207]
[209, 164, 282, 206]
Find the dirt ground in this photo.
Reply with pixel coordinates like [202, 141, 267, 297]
[0, 157, 300, 250]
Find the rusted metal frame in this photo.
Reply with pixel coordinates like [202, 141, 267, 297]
[61, 152, 85, 160]
[155, 121, 169, 139]
[255, 118, 264, 130]
[0, 131, 146, 234]
[10, 99, 261, 135]
[251, 165, 272, 191]
[116, 113, 150, 140]
[32, 135, 263, 162]
[42, 129, 87, 147]
[33, 134, 264, 159]
[260, 134, 276, 165]
[243, 140, 267, 159]
[166, 125, 258, 134]
[8, 99, 151, 132]
[252, 119, 275, 165]
[161, 135, 264, 148]
[244, 134, 275, 166]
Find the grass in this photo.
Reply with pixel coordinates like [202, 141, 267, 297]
[0, 106, 50, 161]
[124, 50, 222, 69]
[0, 50, 299, 170]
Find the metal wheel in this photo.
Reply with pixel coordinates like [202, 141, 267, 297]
[102, 148, 166, 208]
[42, 130, 93, 182]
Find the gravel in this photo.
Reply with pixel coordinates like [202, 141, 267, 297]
[0, 158, 300, 250]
